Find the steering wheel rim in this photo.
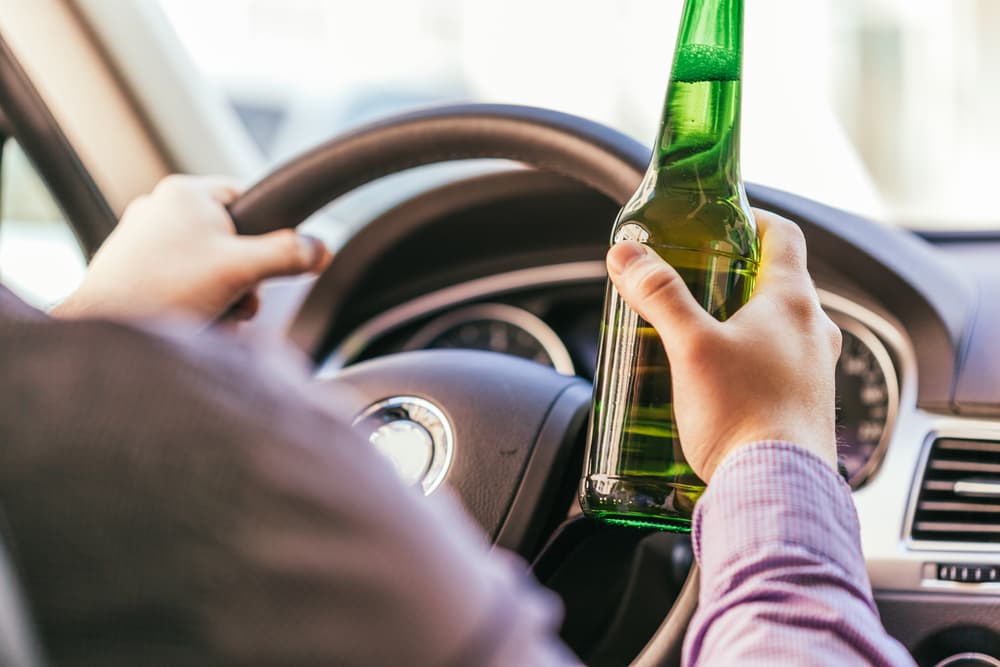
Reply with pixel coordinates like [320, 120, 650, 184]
[229, 103, 698, 666]
[228, 103, 648, 235]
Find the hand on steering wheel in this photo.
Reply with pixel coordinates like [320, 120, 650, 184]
[52, 175, 330, 324]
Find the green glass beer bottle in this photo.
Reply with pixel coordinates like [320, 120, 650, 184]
[581, 0, 759, 531]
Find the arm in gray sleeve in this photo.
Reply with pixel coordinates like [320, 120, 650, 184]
[0, 313, 579, 665]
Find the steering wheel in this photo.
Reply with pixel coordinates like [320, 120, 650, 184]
[228, 104, 699, 666]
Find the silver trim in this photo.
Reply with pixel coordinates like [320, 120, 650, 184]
[955, 480, 1000, 498]
[404, 303, 575, 376]
[921, 579, 1000, 593]
[353, 396, 454, 495]
[817, 289, 909, 492]
[827, 308, 901, 488]
[317, 261, 606, 377]
[934, 653, 1000, 667]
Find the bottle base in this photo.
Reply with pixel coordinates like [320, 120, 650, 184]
[581, 473, 701, 533]
[587, 511, 693, 533]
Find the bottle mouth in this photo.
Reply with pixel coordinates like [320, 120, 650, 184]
[672, 44, 741, 83]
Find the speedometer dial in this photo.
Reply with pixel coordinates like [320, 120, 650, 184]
[406, 303, 576, 375]
[833, 314, 899, 488]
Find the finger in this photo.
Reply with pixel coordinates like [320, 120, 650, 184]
[606, 241, 714, 350]
[752, 209, 814, 298]
[192, 175, 243, 205]
[230, 230, 332, 282]
[154, 174, 243, 205]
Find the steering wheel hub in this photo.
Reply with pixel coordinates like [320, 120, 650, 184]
[354, 396, 454, 495]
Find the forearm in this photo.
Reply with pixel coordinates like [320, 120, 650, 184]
[684, 441, 916, 667]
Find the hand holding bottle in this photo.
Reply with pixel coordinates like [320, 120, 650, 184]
[606, 210, 842, 482]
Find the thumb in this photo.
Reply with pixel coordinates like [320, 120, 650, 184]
[230, 230, 332, 282]
[606, 241, 713, 349]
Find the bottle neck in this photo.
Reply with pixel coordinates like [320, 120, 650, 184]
[649, 0, 744, 193]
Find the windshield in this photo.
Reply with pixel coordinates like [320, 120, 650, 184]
[158, 0, 1000, 230]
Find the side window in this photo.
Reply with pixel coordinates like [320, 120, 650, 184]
[0, 138, 87, 308]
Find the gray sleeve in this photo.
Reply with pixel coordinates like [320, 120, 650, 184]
[0, 314, 579, 666]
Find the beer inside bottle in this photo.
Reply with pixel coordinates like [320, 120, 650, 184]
[581, 0, 760, 531]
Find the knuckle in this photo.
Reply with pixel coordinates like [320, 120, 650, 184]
[784, 230, 808, 265]
[153, 174, 190, 197]
[765, 212, 803, 239]
[782, 217, 806, 243]
[278, 229, 300, 251]
[121, 195, 149, 218]
[768, 216, 807, 257]
[274, 230, 304, 266]
[824, 316, 843, 355]
[784, 290, 818, 321]
[633, 262, 680, 302]
[785, 290, 818, 319]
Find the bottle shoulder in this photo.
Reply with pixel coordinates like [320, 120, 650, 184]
[613, 187, 758, 260]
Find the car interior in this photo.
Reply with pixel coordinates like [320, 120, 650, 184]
[2, 2, 1000, 666]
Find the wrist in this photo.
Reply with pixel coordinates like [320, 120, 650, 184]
[712, 438, 839, 481]
[702, 428, 837, 482]
[692, 440, 866, 595]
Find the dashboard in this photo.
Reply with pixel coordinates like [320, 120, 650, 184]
[281, 166, 1000, 664]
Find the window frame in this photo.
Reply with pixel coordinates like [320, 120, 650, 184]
[0, 32, 116, 259]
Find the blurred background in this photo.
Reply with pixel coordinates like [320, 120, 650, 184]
[3, 0, 1000, 304]
[155, 0, 1000, 229]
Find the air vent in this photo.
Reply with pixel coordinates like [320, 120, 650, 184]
[911, 439, 1000, 543]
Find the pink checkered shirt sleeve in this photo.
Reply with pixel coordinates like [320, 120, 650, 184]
[683, 441, 917, 666]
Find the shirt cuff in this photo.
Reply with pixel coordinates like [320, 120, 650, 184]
[692, 441, 867, 595]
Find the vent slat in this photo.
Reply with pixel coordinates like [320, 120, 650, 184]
[929, 460, 1000, 474]
[938, 440, 1000, 454]
[914, 522, 1000, 534]
[912, 439, 1000, 544]
[919, 501, 1000, 513]
[923, 480, 955, 491]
